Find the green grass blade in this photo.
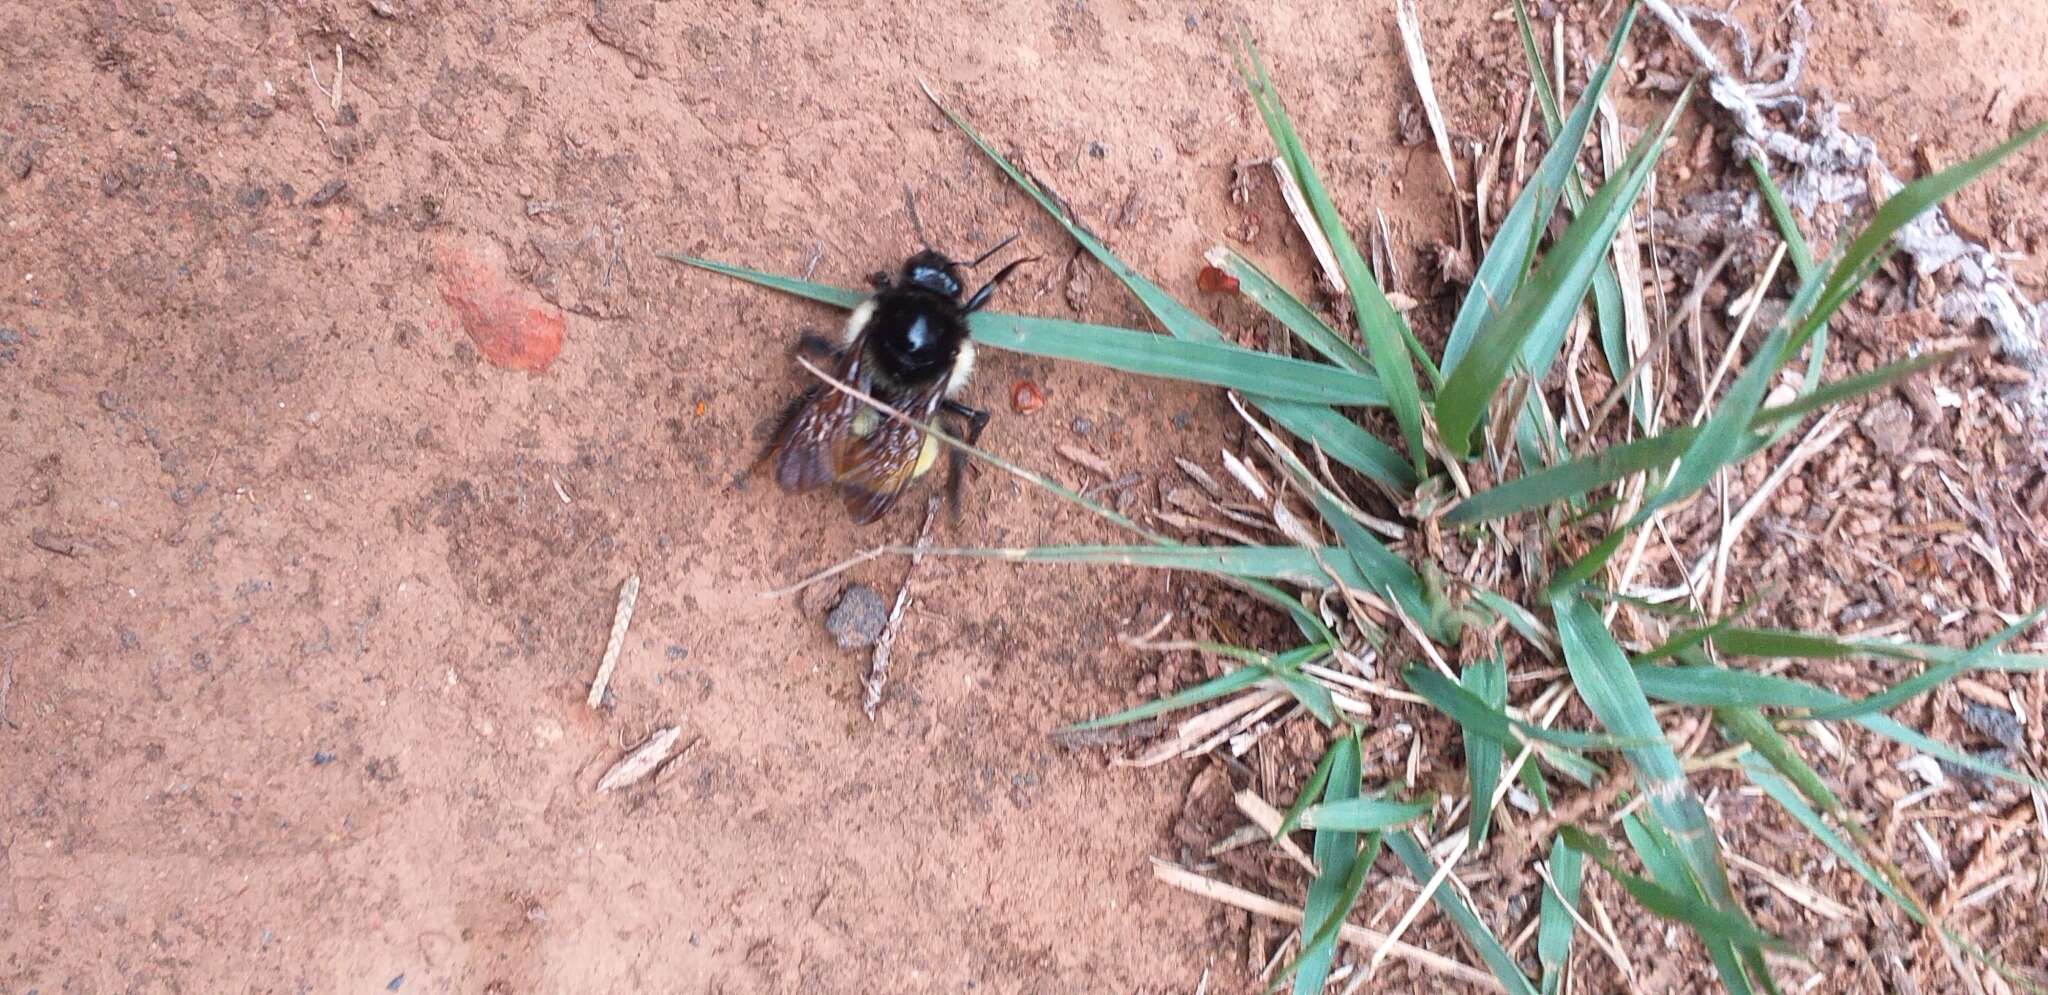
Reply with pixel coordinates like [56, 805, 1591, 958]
[1751, 348, 1962, 427]
[1276, 739, 1343, 838]
[920, 83, 1427, 502]
[1275, 667, 1340, 725]
[1211, 246, 1373, 374]
[1238, 35, 1433, 476]
[1564, 825, 1785, 952]
[1610, 819, 1771, 995]
[1705, 626, 2048, 672]
[658, 250, 865, 307]
[1264, 400, 1418, 492]
[659, 253, 1390, 405]
[1435, 84, 1690, 457]
[1713, 706, 1843, 815]
[1747, 157, 1825, 400]
[1470, 587, 1556, 653]
[1737, 753, 1915, 914]
[1635, 666, 2047, 791]
[1613, 123, 2045, 542]
[1551, 591, 1746, 924]
[916, 541, 1430, 596]
[1271, 846, 1374, 995]
[1462, 657, 1508, 847]
[1061, 664, 1269, 732]
[1447, 346, 1957, 526]
[1291, 733, 1365, 995]
[1807, 606, 2042, 720]
[1403, 665, 1643, 753]
[1301, 795, 1434, 833]
[658, 254, 1355, 642]
[974, 312, 1387, 406]
[1805, 122, 2048, 344]
[1385, 831, 1541, 995]
[1537, 834, 1583, 995]
[1447, 428, 1695, 525]
[1303, 490, 1446, 644]
[921, 82, 1218, 346]
[1443, 1, 1639, 373]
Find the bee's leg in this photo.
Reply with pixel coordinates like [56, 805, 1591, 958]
[793, 330, 838, 360]
[741, 386, 818, 491]
[939, 399, 990, 520]
[866, 270, 892, 290]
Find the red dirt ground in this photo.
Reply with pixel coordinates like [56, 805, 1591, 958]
[4, 1, 2045, 992]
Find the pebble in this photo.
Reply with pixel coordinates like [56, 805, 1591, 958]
[824, 584, 889, 649]
[308, 179, 348, 207]
[1962, 702, 2023, 749]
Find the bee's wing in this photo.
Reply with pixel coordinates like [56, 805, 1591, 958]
[830, 379, 947, 525]
[766, 350, 868, 494]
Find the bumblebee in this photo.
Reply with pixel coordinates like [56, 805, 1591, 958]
[762, 239, 1029, 523]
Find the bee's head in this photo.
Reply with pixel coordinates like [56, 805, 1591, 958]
[899, 250, 963, 298]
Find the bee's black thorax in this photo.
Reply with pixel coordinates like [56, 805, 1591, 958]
[863, 285, 969, 389]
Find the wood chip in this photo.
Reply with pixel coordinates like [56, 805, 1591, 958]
[1056, 443, 1116, 479]
[595, 725, 682, 793]
[587, 573, 641, 708]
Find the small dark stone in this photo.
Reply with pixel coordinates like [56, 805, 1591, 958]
[387, 975, 405, 991]
[190, 651, 212, 672]
[9, 140, 37, 179]
[1087, 141, 1107, 158]
[101, 171, 126, 196]
[170, 486, 192, 506]
[308, 178, 348, 207]
[824, 584, 889, 649]
[0, 327, 17, 346]
[666, 644, 689, 660]
[312, 751, 335, 766]
[119, 629, 139, 649]
[276, 182, 296, 205]
[245, 101, 274, 119]
[1071, 416, 1094, 435]
[236, 185, 270, 210]
[337, 103, 359, 127]
[1938, 748, 2014, 786]
[1962, 703, 2023, 749]
[97, 390, 120, 411]
[1170, 412, 1192, 431]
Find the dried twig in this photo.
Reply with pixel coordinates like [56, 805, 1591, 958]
[865, 499, 939, 718]
[587, 573, 641, 709]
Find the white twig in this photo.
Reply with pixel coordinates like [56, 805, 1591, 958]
[587, 573, 641, 709]
[865, 499, 939, 718]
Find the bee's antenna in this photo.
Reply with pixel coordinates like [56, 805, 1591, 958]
[966, 232, 1021, 269]
[902, 183, 932, 251]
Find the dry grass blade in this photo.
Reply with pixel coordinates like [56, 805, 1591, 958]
[595, 725, 683, 793]
[1150, 859, 1507, 992]
[1395, 0, 1462, 240]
